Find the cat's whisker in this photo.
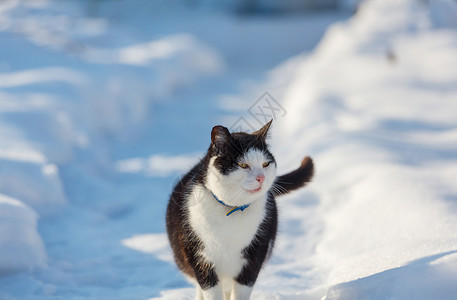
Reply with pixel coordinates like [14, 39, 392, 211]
[273, 182, 288, 193]
[271, 184, 286, 196]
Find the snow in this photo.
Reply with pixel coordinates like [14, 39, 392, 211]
[115, 153, 201, 177]
[1, 0, 457, 299]
[0, 194, 46, 276]
[122, 233, 173, 263]
[325, 251, 457, 300]
[265, 0, 457, 298]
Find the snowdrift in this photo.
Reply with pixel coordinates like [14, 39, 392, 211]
[0, 194, 46, 275]
[0, 0, 223, 279]
[268, 0, 457, 298]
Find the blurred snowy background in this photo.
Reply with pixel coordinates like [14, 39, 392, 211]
[1, 0, 457, 299]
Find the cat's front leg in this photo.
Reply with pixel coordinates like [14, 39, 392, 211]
[189, 251, 221, 299]
[200, 284, 223, 300]
[230, 282, 253, 300]
[196, 286, 204, 300]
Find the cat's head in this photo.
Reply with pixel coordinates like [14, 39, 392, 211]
[205, 120, 276, 206]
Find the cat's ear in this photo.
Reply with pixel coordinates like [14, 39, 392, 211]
[253, 119, 273, 141]
[211, 125, 231, 153]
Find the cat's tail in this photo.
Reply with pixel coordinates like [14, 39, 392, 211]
[273, 156, 314, 197]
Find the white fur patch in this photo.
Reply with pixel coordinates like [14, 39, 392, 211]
[187, 185, 265, 281]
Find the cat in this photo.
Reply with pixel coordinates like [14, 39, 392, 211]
[166, 120, 314, 300]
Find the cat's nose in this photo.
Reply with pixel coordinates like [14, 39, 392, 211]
[256, 175, 265, 184]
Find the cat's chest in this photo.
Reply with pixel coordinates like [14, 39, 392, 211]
[187, 187, 266, 276]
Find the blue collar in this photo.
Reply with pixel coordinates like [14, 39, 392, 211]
[211, 192, 250, 216]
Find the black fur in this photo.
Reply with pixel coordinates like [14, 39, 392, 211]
[273, 156, 314, 196]
[166, 121, 314, 293]
[166, 162, 219, 288]
[210, 124, 274, 175]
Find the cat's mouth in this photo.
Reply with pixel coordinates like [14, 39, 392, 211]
[247, 186, 262, 193]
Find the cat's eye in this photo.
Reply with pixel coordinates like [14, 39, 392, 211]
[238, 162, 249, 169]
[262, 161, 270, 168]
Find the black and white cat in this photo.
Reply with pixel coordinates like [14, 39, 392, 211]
[166, 120, 314, 300]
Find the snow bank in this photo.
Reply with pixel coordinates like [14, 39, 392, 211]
[0, 194, 46, 275]
[265, 0, 457, 298]
[0, 89, 66, 275]
[326, 251, 457, 300]
[0, 0, 225, 280]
